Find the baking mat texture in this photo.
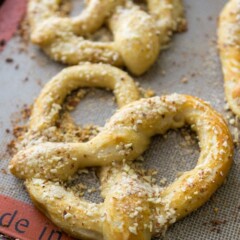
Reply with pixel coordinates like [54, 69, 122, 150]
[1, 0, 240, 239]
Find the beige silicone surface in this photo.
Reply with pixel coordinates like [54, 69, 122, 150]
[0, 0, 240, 239]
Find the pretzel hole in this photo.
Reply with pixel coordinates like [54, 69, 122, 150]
[62, 0, 84, 17]
[69, 88, 117, 127]
[141, 127, 199, 185]
[64, 167, 103, 203]
[89, 28, 113, 42]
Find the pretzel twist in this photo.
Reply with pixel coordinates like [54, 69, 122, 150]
[218, 0, 240, 116]
[28, 0, 186, 75]
[10, 64, 233, 239]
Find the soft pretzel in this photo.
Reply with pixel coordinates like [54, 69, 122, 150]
[218, 0, 240, 116]
[28, 0, 186, 75]
[10, 63, 142, 239]
[10, 64, 233, 239]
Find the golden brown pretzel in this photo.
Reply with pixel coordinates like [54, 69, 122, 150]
[28, 0, 186, 75]
[10, 63, 233, 239]
[218, 0, 240, 116]
[10, 63, 142, 239]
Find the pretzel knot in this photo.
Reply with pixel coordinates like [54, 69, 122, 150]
[10, 64, 233, 239]
[218, 0, 240, 116]
[28, 0, 186, 75]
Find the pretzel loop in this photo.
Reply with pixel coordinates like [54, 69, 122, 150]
[28, 0, 186, 75]
[10, 64, 233, 239]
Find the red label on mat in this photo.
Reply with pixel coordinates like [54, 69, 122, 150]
[0, 0, 27, 51]
[0, 195, 74, 240]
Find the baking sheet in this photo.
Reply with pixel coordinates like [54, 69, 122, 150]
[1, 0, 240, 239]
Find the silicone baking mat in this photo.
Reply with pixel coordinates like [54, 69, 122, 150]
[1, 0, 240, 239]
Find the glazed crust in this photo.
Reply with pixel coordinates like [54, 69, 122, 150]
[218, 0, 240, 116]
[28, 0, 186, 75]
[10, 64, 233, 239]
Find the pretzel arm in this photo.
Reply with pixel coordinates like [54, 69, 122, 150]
[109, 7, 160, 75]
[10, 127, 150, 181]
[147, 0, 186, 47]
[218, 0, 240, 116]
[26, 179, 104, 240]
[31, 23, 124, 67]
[99, 165, 153, 240]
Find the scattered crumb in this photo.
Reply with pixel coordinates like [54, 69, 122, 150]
[229, 118, 235, 125]
[208, 16, 213, 21]
[5, 129, 10, 134]
[213, 207, 219, 214]
[5, 58, 13, 63]
[210, 219, 227, 226]
[161, 69, 166, 76]
[0, 39, 6, 47]
[0, 234, 15, 240]
[160, 177, 167, 186]
[203, 219, 227, 234]
[1, 168, 7, 174]
[180, 76, 188, 84]
[6, 140, 17, 156]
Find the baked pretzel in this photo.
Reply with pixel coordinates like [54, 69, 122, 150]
[28, 0, 186, 75]
[10, 63, 233, 239]
[218, 0, 240, 116]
